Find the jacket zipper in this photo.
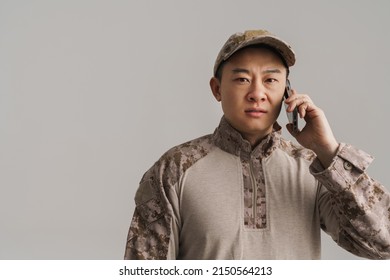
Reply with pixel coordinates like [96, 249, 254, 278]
[249, 158, 257, 228]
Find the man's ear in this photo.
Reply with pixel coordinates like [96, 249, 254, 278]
[210, 77, 222, 102]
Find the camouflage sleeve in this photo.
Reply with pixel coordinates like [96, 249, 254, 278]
[310, 143, 390, 259]
[124, 136, 212, 260]
[124, 167, 178, 260]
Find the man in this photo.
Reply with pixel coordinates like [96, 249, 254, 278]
[124, 30, 390, 259]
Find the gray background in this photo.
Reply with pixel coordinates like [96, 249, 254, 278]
[1, 0, 389, 259]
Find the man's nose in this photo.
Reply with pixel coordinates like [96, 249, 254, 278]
[247, 80, 266, 102]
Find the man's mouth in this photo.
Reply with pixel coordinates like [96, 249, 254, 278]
[245, 108, 267, 113]
[244, 108, 267, 117]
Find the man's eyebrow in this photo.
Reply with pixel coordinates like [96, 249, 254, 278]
[231, 68, 250, 74]
[231, 68, 283, 74]
[262, 68, 282, 74]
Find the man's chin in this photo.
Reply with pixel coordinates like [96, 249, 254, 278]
[238, 125, 273, 139]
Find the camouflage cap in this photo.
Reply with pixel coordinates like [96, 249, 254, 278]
[213, 29, 296, 76]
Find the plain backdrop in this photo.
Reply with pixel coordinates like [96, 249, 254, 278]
[1, 0, 389, 260]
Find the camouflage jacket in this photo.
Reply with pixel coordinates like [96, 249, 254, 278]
[124, 117, 390, 259]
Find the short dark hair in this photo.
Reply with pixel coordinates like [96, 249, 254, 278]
[214, 44, 290, 81]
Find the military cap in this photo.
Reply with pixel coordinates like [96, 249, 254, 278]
[213, 29, 296, 76]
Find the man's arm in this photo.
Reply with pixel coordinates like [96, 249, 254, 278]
[124, 166, 179, 260]
[285, 89, 390, 259]
[311, 143, 390, 259]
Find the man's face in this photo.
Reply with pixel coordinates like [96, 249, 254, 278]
[210, 47, 287, 145]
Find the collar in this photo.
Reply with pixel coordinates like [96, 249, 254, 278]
[212, 116, 282, 160]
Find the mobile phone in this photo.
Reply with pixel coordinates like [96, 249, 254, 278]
[284, 79, 298, 131]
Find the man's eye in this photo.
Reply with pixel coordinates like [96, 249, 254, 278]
[237, 78, 250, 83]
[265, 78, 277, 83]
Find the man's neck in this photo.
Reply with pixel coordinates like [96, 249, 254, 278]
[241, 130, 272, 149]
